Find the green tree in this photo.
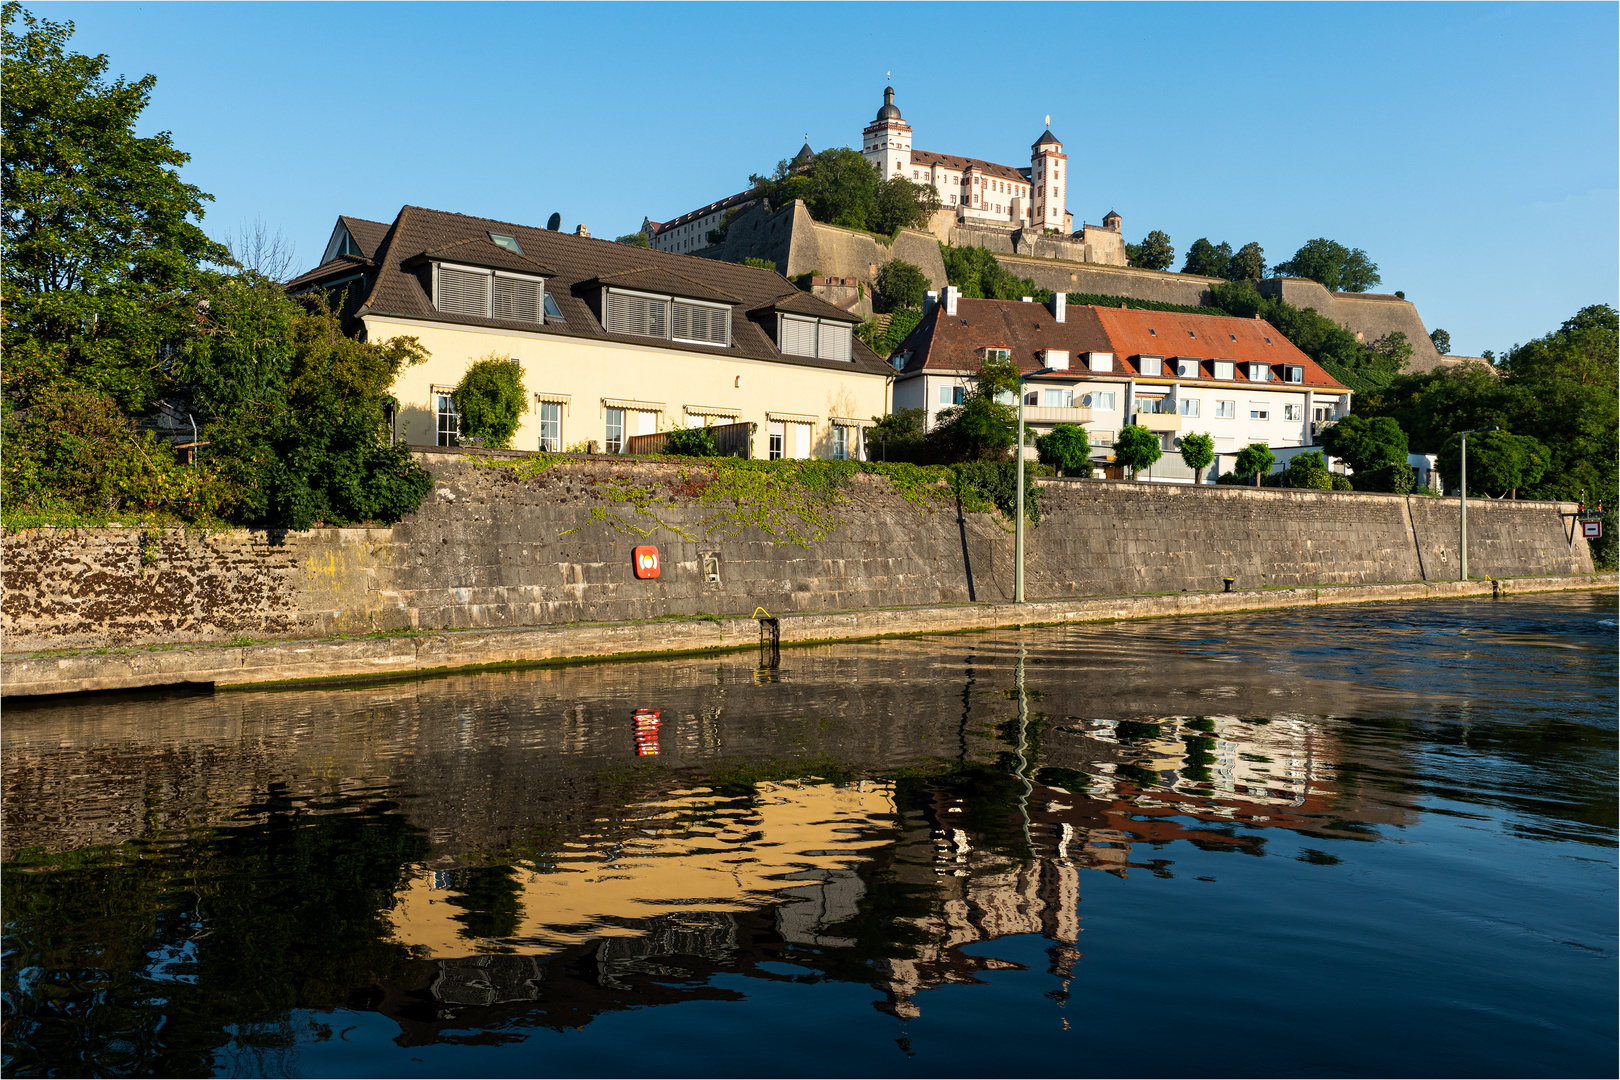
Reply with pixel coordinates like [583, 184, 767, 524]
[664, 424, 719, 457]
[176, 282, 435, 528]
[1430, 328, 1451, 355]
[2, 3, 231, 412]
[1035, 423, 1092, 477]
[453, 354, 528, 449]
[1181, 238, 1232, 278]
[1225, 242, 1266, 282]
[741, 256, 778, 271]
[1284, 450, 1334, 489]
[615, 232, 650, 248]
[875, 258, 929, 312]
[1320, 414, 1409, 476]
[925, 356, 1021, 462]
[1178, 431, 1215, 484]
[867, 406, 926, 461]
[804, 147, 881, 231]
[1273, 238, 1380, 293]
[1115, 424, 1163, 479]
[872, 175, 941, 234]
[1126, 230, 1174, 271]
[1438, 430, 1549, 499]
[1234, 442, 1276, 486]
[939, 243, 1049, 301]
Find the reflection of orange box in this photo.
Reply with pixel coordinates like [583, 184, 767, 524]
[633, 545, 660, 579]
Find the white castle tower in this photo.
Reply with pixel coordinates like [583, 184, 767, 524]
[1031, 122, 1067, 230]
[862, 86, 912, 180]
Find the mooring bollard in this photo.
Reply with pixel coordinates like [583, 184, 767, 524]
[1223, 578, 1235, 593]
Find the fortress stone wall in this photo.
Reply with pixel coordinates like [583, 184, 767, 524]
[2, 456, 1593, 653]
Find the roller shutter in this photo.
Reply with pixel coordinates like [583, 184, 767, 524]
[780, 316, 817, 357]
[494, 277, 541, 322]
[438, 268, 489, 317]
[817, 322, 852, 361]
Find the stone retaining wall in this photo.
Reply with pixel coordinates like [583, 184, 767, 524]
[0, 456, 1596, 657]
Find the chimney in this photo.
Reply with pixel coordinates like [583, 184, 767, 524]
[944, 286, 959, 317]
[574, 224, 591, 238]
[924, 290, 938, 315]
[1051, 292, 1067, 323]
[1020, 296, 1033, 303]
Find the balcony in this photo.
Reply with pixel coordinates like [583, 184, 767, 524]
[1021, 405, 1092, 425]
[1132, 412, 1181, 433]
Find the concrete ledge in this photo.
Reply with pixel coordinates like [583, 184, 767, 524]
[4, 574, 1612, 698]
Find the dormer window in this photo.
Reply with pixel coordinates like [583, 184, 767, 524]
[488, 232, 524, 255]
[337, 230, 363, 257]
[1285, 365, 1304, 384]
[605, 288, 730, 346]
[434, 263, 546, 324]
[983, 347, 1011, 361]
[778, 314, 852, 361]
[1139, 356, 1164, 377]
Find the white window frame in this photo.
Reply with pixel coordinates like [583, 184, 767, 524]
[537, 400, 563, 451]
[1286, 366, 1304, 384]
[1139, 356, 1164, 377]
[1213, 360, 1235, 380]
[1088, 352, 1114, 373]
[1179, 398, 1200, 417]
[433, 385, 459, 447]
[831, 425, 849, 460]
[1283, 402, 1303, 421]
[605, 408, 625, 454]
[1215, 400, 1236, 418]
[1175, 358, 1200, 378]
[1249, 402, 1270, 421]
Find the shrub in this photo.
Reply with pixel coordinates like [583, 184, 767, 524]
[1115, 424, 1163, 479]
[454, 354, 527, 449]
[875, 259, 929, 312]
[866, 407, 926, 463]
[741, 257, 777, 271]
[1035, 423, 1092, 477]
[664, 425, 719, 457]
[1285, 450, 1332, 489]
[952, 460, 1040, 524]
[1332, 474, 1353, 491]
[1234, 443, 1276, 485]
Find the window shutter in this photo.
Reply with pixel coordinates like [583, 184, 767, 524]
[817, 322, 852, 361]
[607, 291, 667, 338]
[780, 316, 817, 357]
[493, 277, 541, 322]
[438, 268, 489, 316]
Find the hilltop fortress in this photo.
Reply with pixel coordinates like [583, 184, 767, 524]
[646, 85, 1474, 374]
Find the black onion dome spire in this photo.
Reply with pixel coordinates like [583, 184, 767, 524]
[876, 86, 902, 122]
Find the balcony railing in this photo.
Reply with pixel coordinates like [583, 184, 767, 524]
[1021, 406, 1093, 425]
[1132, 412, 1182, 432]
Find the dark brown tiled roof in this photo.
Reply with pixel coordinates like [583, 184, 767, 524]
[898, 298, 1111, 376]
[285, 253, 371, 291]
[756, 291, 862, 324]
[296, 205, 888, 375]
[650, 189, 758, 236]
[911, 150, 1028, 185]
[338, 215, 391, 259]
[405, 236, 557, 276]
[582, 266, 738, 304]
[1091, 307, 1347, 389]
[897, 298, 1350, 392]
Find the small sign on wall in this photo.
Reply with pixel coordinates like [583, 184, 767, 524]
[633, 545, 661, 579]
[1583, 520, 1603, 539]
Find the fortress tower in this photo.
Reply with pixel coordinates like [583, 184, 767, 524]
[862, 86, 912, 180]
[1030, 126, 1067, 230]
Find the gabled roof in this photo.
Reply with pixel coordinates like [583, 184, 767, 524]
[897, 298, 1112, 376]
[1088, 307, 1348, 388]
[910, 149, 1028, 184]
[404, 236, 556, 276]
[286, 204, 891, 375]
[753, 290, 862, 324]
[339, 216, 390, 259]
[649, 188, 758, 236]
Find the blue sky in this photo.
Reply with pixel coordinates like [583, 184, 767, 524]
[30, 1, 1618, 356]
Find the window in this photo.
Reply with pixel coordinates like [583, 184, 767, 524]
[1283, 403, 1302, 421]
[1042, 388, 1072, 407]
[1175, 358, 1200, 378]
[435, 390, 459, 446]
[437, 267, 491, 317]
[1187, 330, 1196, 338]
[1139, 356, 1163, 376]
[939, 384, 966, 406]
[605, 408, 625, 454]
[538, 401, 562, 451]
[1088, 352, 1113, 373]
[1248, 362, 1273, 382]
[494, 275, 540, 321]
[1285, 366, 1304, 384]
[1213, 361, 1235, 380]
[1179, 398, 1200, 417]
[779, 315, 852, 361]
[1081, 391, 1115, 411]
[993, 389, 1016, 406]
[1250, 403, 1270, 421]
[543, 293, 566, 321]
[1148, 328, 1157, 337]
[671, 301, 729, 345]
[488, 232, 523, 255]
[1229, 333, 1237, 342]
[832, 425, 849, 460]
[984, 348, 1010, 361]
[606, 289, 731, 346]
[1138, 397, 1167, 414]
[607, 292, 666, 337]
[769, 421, 784, 459]
[1215, 400, 1236, 418]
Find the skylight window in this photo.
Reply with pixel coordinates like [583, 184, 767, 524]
[489, 232, 524, 255]
[1187, 330, 1196, 338]
[1148, 328, 1156, 336]
[1264, 336, 1273, 345]
[543, 293, 565, 321]
[1229, 333, 1237, 341]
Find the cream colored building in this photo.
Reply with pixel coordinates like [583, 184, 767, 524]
[288, 207, 893, 459]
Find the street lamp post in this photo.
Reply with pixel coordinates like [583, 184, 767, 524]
[1014, 377, 1026, 603]
[1459, 426, 1500, 581]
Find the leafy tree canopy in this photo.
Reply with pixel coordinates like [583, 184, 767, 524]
[875, 258, 929, 312]
[1234, 442, 1276, 483]
[1430, 327, 1451, 355]
[1035, 423, 1092, 477]
[2, 3, 230, 413]
[1114, 424, 1163, 478]
[939, 243, 1050, 301]
[1438, 430, 1549, 498]
[1285, 450, 1333, 490]
[615, 232, 649, 248]
[1226, 242, 1266, 282]
[748, 147, 939, 235]
[454, 354, 527, 449]
[1178, 431, 1215, 483]
[1182, 238, 1232, 278]
[1126, 230, 1174, 271]
[1319, 414, 1409, 475]
[1273, 238, 1380, 293]
[926, 356, 1021, 463]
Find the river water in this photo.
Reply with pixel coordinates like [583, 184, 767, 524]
[3, 593, 1615, 1078]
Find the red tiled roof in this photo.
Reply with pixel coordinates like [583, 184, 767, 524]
[1090, 307, 1348, 389]
[910, 149, 1027, 184]
[896, 298, 1350, 391]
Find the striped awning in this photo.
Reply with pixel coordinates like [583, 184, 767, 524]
[766, 411, 818, 424]
[684, 404, 740, 419]
[829, 416, 876, 429]
[601, 397, 664, 412]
